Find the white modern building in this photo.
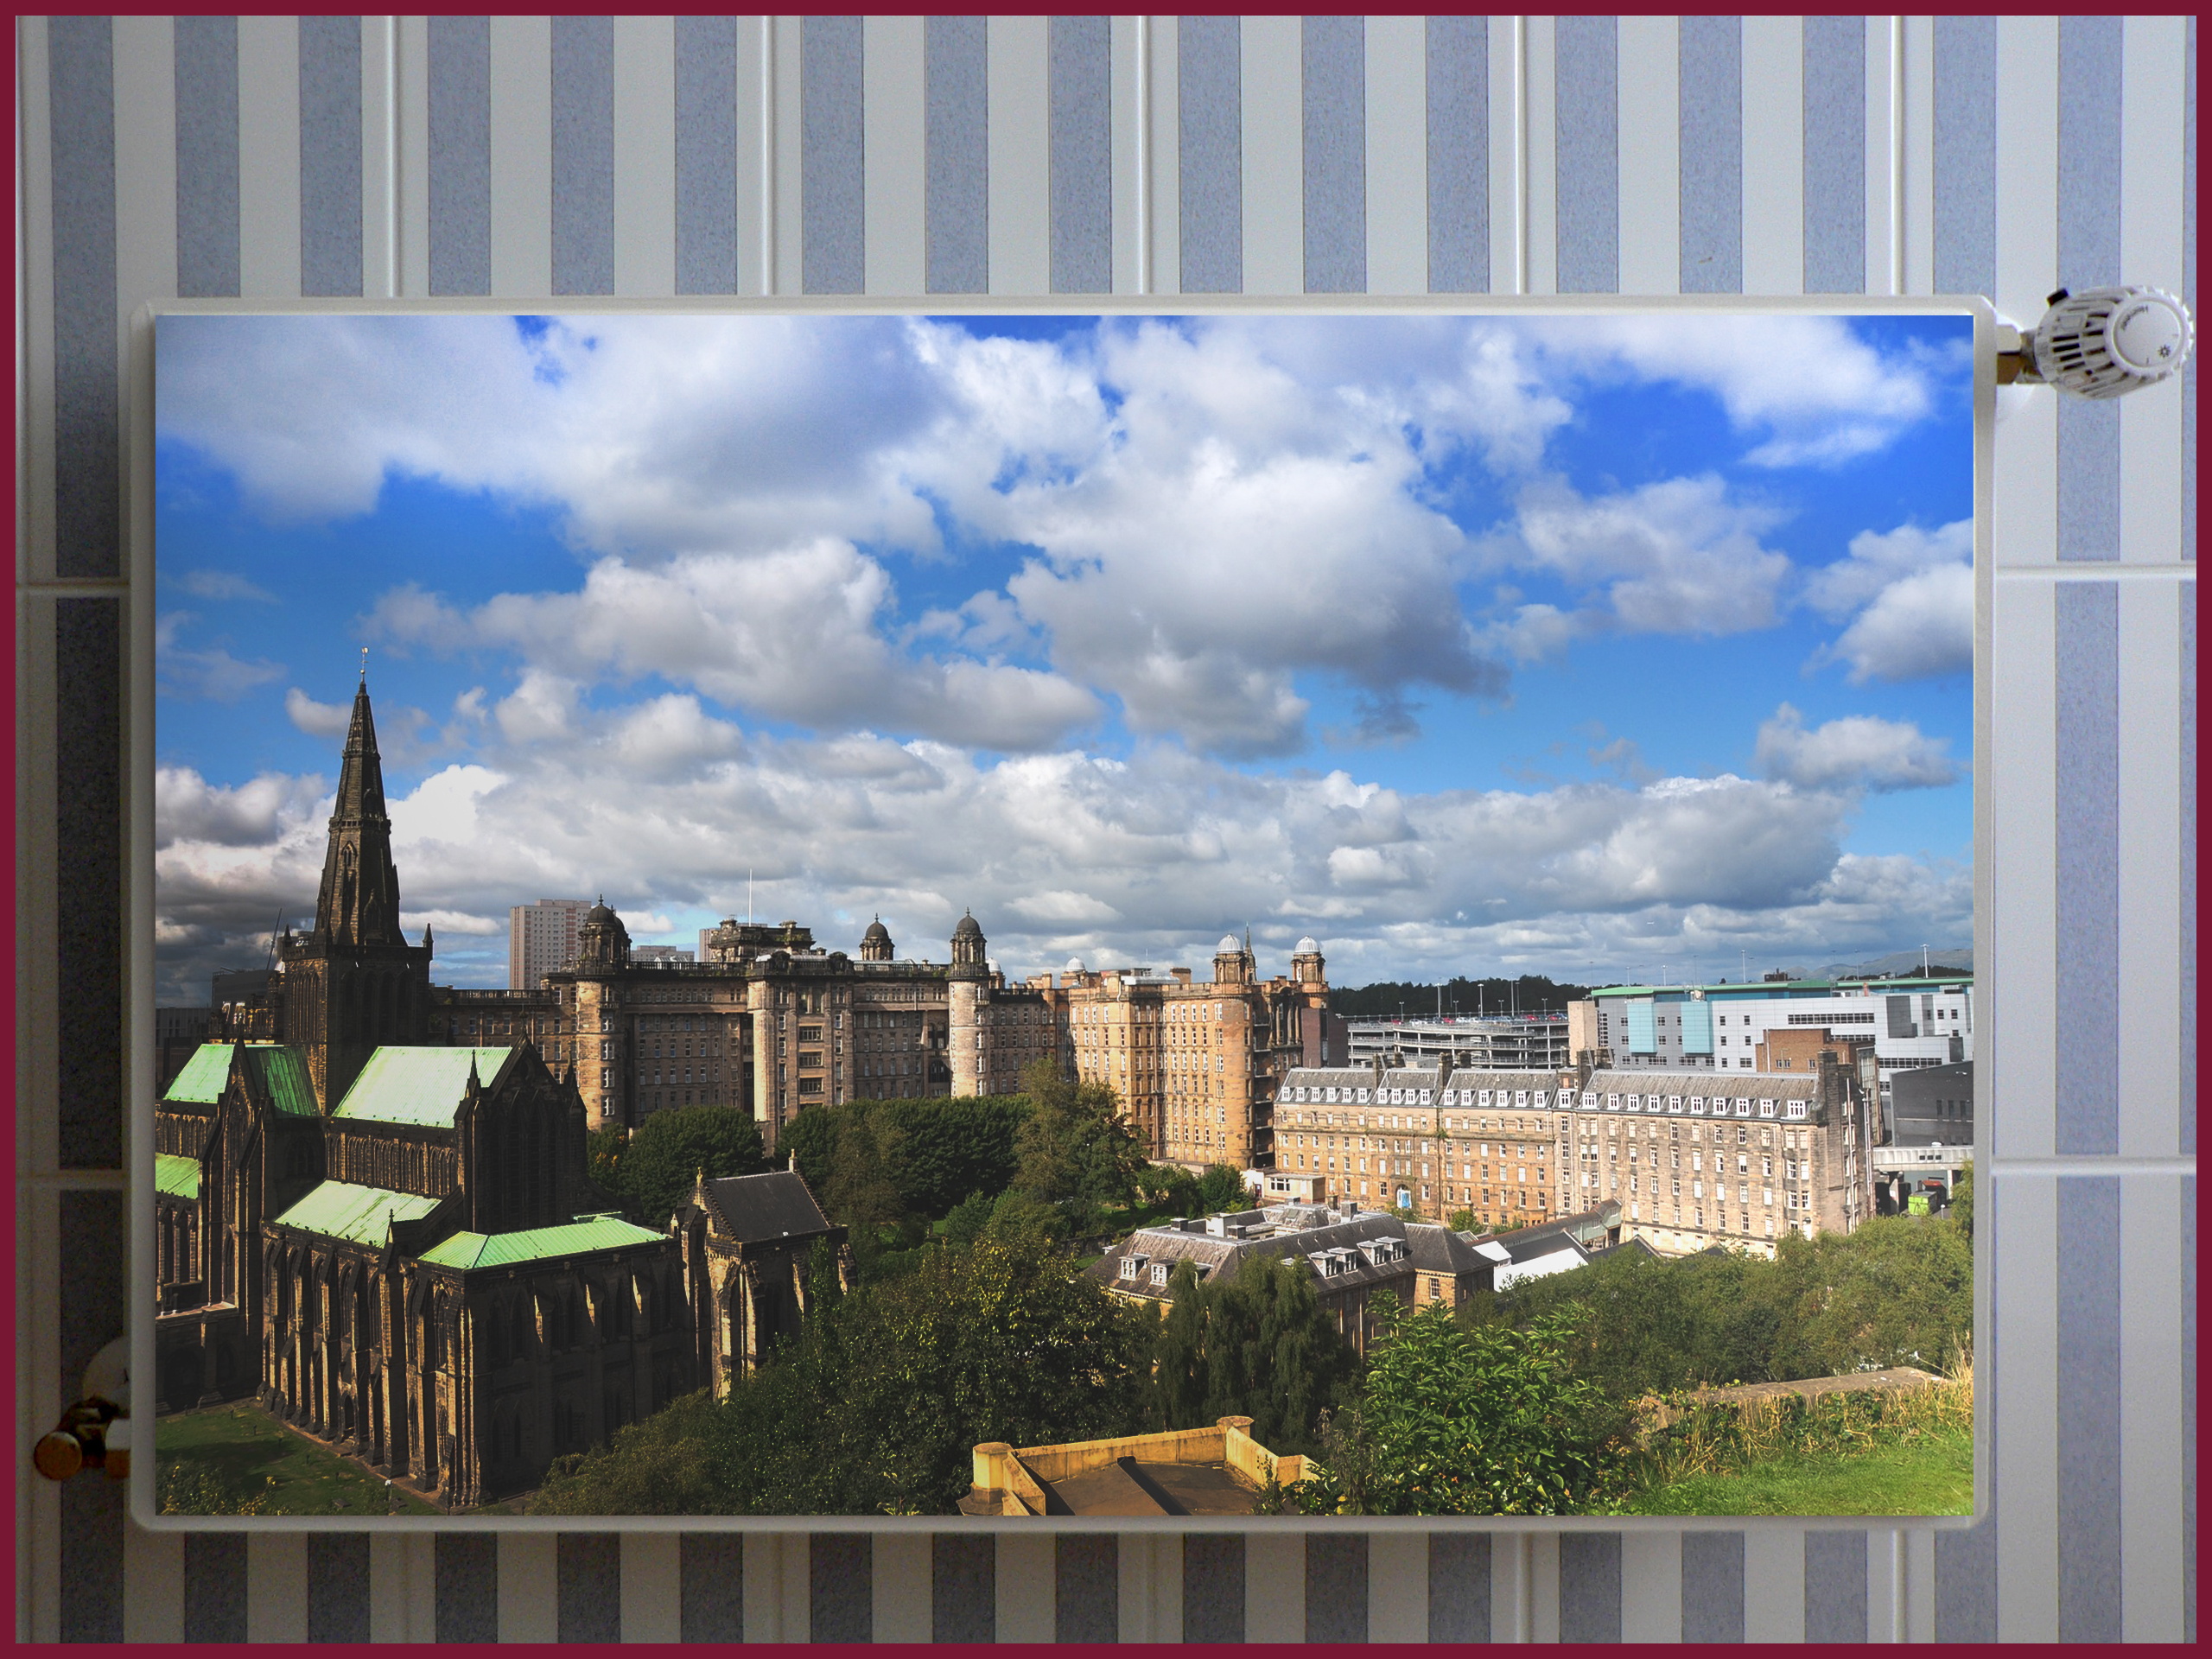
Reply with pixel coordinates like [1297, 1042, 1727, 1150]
[1580, 977, 1973, 1110]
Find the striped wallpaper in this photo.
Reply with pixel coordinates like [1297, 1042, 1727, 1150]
[14, 15, 2195, 1643]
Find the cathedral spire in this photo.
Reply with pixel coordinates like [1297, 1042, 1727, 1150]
[313, 675, 405, 945]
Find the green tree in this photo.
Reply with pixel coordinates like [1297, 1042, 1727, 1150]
[1475, 1211, 1974, 1395]
[817, 1107, 907, 1236]
[588, 1122, 627, 1191]
[1012, 1058, 1147, 1207]
[1764, 1214, 1973, 1377]
[942, 1189, 997, 1248]
[1299, 1297, 1632, 1516]
[608, 1104, 766, 1226]
[1194, 1163, 1247, 1214]
[979, 1189, 1070, 1251]
[1447, 1208, 1478, 1234]
[878, 1096, 1032, 1216]
[532, 1234, 1152, 1516]
[1146, 1251, 1363, 1457]
[1948, 1160, 1973, 1241]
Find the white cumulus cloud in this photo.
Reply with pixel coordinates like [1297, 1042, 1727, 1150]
[1804, 518, 1973, 683]
[1754, 703, 1961, 791]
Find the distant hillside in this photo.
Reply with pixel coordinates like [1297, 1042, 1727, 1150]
[1801, 949, 1973, 982]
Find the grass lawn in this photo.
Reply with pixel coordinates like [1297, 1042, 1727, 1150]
[157, 1403, 442, 1516]
[1603, 1427, 1974, 1517]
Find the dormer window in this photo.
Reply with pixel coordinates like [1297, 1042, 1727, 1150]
[1151, 1262, 1171, 1287]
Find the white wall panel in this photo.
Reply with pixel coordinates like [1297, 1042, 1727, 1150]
[1238, 15, 1301, 294]
[238, 17, 302, 298]
[861, 14, 922, 296]
[1620, 1530, 1681, 1642]
[486, 16, 550, 297]
[619, 1534, 682, 1643]
[872, 1531, 931, 1643]
[1364, 16, 1425, 296]
[1740, 16, 1803, 294]
[1615, 16, 1678, 296]
[245, 1533, 308, 1643]
[988, 15, 1048, 296]
[613, 16, 677, 297]
[995, 1532, 1053, 1643]
[1866, 15, 1900, 296]
[497, 1532, 558, 1643]
[1993, 1174, 2061, 1638]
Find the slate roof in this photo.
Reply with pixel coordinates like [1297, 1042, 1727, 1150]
[1276, 1065, 1564, 1105]
[1093, 1210, 1416, 1298]
[1273, 1065, 1816, 1115]
[156, 1153, 200, 1199]
[418, 1214, 664, 1272]
[271, 1180, 442, 1247]
[332, 1046, 516, 1127]
[1402, 1222, 1490, 1274]
[1573, 1075, 1815, 1112]
[1486, 1201, 1622, 1260]
[699, 1169, 836, 1244]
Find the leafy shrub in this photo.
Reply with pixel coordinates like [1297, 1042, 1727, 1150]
[1296, 1298, 1635, 1516]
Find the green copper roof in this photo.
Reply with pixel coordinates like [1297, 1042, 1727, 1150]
[163, 1042, 243, 1103]
[332, 1047, 514, 1128]
[156, 1153, 200, 1199]
[417, 1215, 664, 1273]
[162, 1041, 319, 1116]
[237, 1044, 321, 1116]
[271, 1180, 442, 1246]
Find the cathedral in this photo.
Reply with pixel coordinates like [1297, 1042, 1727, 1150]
[153, 677, 842, 1507]
[156, 676, 1336, 1505]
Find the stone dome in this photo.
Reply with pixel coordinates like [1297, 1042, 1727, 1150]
[952, 911, 985, 940]
[863, 917, 891, 943]
[1065, 957, 1086, 974]
[1295, 936, 1320, 955]
[587, 897, 618, 925]
[1217, 933, 1242, 954]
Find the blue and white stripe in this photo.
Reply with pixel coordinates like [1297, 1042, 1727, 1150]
[15, 14, 2193, 1643]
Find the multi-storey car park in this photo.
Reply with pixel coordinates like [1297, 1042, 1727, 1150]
[1345, 1013, 1572, 1072]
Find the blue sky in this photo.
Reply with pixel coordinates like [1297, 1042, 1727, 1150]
[153, 312, 1974, 1000]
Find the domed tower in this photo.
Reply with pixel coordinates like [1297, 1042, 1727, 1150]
[1212, 931, 1254, 988]
[570, 899, 631, 1130]
[1292, 936, 1326, 988]
[860, 916, 893, 963]
[948, 912, 988, 1097]
[576, 899, 631, 969]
